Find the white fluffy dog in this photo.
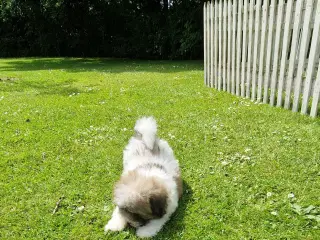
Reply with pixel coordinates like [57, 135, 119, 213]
[104, 116, 182, 238]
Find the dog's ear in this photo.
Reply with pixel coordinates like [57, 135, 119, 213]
[149, 194, 167, 218]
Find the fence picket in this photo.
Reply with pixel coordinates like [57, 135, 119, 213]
[210, 1, 214, 87]
[252, 0, 262, 101]
[284, 0, 304, 109]
[276, 0, 294, 107]
[208, 2, 211, 85]
[227, 0, 232, 93]
[301, 0, 320, 115]
[204, 2, 207, 85]
[223, 0, 227, 91]
[218, 1, 222, 90]
[310, 61, 320, 117]
[214, 1, 218, 88]
[270, 0, 285, 106]
[241, 0, 249, 97]
[236, 0, 243, 96]
[263, 0, 276, 103]
[257, 0, 269, 102]
[292, 0, 314, 112]
[246, 0, 254, 98]
[231, 0, 237, 94]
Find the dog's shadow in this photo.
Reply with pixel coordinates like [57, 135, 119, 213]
[155, 180, 193, 239]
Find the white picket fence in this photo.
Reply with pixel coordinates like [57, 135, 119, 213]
[204, 0, 320, 117]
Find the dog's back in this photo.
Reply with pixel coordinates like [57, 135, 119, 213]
[122, 117, 178, 177]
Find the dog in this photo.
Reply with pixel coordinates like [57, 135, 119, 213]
[104, 116, 182, 238]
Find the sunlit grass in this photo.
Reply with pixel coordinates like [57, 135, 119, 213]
[0, 58, 319, 239]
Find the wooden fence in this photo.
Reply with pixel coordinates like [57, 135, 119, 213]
[203, 0, 320, 117]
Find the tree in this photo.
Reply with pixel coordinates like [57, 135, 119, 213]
[0, 0, 204, 59]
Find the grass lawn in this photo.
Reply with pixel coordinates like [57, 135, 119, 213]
[0, 58, 319, 239]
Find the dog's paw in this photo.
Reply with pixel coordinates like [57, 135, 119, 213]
[104, 219, 126, 232]
[136, 226, 157, 238]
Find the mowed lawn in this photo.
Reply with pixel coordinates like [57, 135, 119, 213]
[0, 58, 319, 239]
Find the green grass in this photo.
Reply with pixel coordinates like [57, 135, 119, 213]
[1, 58, 319, 240]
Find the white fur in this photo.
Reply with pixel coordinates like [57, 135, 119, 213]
[134, 116, 157, 149]
[104, 206, 127, 232]
[105, 116, 181, 238]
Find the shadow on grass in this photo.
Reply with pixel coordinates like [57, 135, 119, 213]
[0, 76, 86, 96]
[1, 58, 203, 73]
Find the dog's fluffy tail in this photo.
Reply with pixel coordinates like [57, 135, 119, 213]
[134, 116, 157, 149]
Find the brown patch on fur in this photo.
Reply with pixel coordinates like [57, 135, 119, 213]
[114, 170, 168, 226]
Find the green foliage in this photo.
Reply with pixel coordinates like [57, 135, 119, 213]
[1, 58, 320, 239]
[0, 0, 204, 59]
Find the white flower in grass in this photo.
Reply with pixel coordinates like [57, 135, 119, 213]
[271, 211, 278, 216]
[288, 193, 295, 199]
[76, 206, 85, 212]
[267, 192, 272, 198]
[244, 148, 251, 153]
[221, 161, 229, 166]
[168, 133, 175, 139]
